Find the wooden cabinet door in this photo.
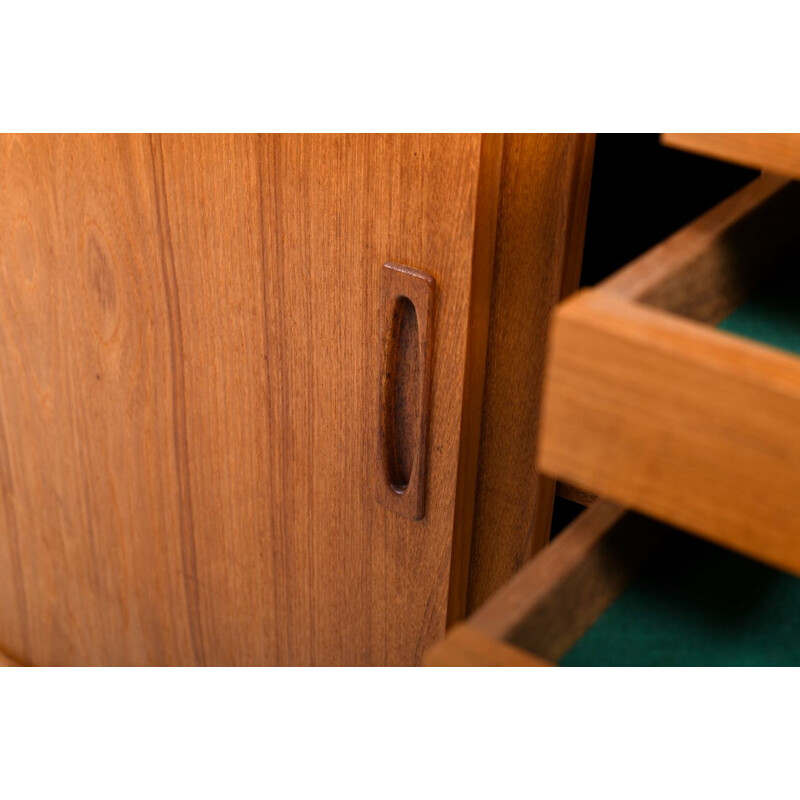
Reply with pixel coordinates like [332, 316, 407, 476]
[0, 134, 501, 665]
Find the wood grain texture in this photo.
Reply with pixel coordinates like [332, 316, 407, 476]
[426, 502, 664, 665]
[470, 503, 666, 661]
[663, 133, 800, 180]
[539, 289, 800, 579]
[0, 135, 191, 666]
[539, 175, 800, 578]
[465, 134, 595, 614]
[0, 134, 501, 665]
[445, 133, 504, 625]
[555, 482, 597, 507]
[422, 623, 552, 667]
[377, 262, 436, 520]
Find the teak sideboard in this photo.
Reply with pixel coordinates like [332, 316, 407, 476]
[0, 134, 594, 665]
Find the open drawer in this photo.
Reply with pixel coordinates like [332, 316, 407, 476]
[662, 134, 800, 181]
[537, 174, 800, 576]
[424, 501, 800, 666]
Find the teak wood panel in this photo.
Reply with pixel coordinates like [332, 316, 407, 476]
[465, 133, 595, 613]
[0, 133, 501, 665]
[538, 177, 800, 578]
[663, 133, 800, 181]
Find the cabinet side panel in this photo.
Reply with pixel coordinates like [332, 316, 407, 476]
[466, 134, 595, 613]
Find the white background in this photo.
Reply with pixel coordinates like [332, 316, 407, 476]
[4, 667, 800, 798]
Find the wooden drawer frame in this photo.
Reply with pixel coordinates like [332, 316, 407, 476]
[424, 501, 668, 666]
[537, 174, 800, 576]
[663, 133, 800, 181]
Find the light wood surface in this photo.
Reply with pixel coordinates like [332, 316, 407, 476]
[465, 134, 595, 613]
[663, 133, 800, 181]
[422, 623, 552, 666]
[539, 283, 800, 578]
[540, 175, 800, 576]
[0, 134, 502, 665]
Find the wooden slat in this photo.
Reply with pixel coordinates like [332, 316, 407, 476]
[555, 481, 597, 507]
[469, 502, 666, 661]
[663, 133, 800, 181]
[427, 502, 669, 665]
[539, 289, 800, 578]
[422, 623, 552, 667]
[539, 174, 800, 578]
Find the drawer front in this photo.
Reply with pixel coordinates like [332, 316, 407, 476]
[663, 133, 800, 181]
[537, 175, 800, 577]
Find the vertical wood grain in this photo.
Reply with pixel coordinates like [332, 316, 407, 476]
[0, 134, 500, 665]
[0, 135, 195, 665]
[465, 134, 595, 613]
[445, 133, 505, 624]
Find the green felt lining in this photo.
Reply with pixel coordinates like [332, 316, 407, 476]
[716, 264, 800, 356]
[559, 532, 800, 666]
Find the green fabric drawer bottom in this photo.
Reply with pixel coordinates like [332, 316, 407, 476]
[559, 533, 800, 666]
[716, 263, 800, 356]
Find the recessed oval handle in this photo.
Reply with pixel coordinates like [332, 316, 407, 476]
[377, 262, 436, 520]
[382, 295, 419, 493]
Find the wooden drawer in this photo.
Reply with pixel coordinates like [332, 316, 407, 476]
[663, 133, 800, 181]
[425, 501, 800, 666]
[537, 174, 800, 577]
